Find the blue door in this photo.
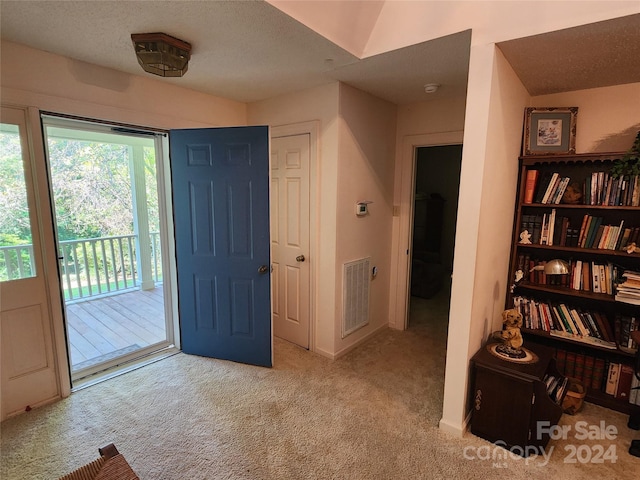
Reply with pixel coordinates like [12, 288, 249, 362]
[169, 126, 271, 367]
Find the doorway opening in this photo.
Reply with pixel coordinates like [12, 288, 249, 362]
[409, 145, 462, 329]
[41, 115, 176, 383]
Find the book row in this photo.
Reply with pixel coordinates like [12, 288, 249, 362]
[584, 172, 640, 207]
[615, 314, 638, 354]
[514, 296, 617, 349]
[543, 373, 569, 405]
[554, 349, 639, 405]
[524, 169, 640, 206]
[575, 214, 633, 250]
[519, 212, 639, 250]
[519, 293, 639, 349]
[516, 295, 639, 354]
[516, 255, 623, 294]
[615, 270, 640, 306]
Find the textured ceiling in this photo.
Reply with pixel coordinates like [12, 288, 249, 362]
[0, 2, 638, 105]
[0, 0, 470, 105]
[498, 14, 640, 96]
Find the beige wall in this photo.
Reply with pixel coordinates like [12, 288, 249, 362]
[388, 91, 466, 334]
[249, 82, 397, 358]
[396, 96, 467, 138]
[532, 83, 640, 153]
[334, 83, 397, 355]
[267, 0, 385, 57]
[441, 46, 530, 433]
[1, 41, 246, 128]
[363, 1, 639, 56]
[248, 83, 341, 357]
[270, 1, 638, 59]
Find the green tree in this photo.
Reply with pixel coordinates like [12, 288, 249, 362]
[47, 139, 135, 240]
[0, 129, 33, 243]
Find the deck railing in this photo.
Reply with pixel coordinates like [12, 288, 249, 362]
[0, 244, 36, 281]
[0, 233, 162, 302]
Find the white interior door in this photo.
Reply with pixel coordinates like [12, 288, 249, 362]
[1, 106, 60, 419]
[270, 134, 310, 348]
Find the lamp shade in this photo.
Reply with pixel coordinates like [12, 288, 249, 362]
[131, 33, 191, 77]
[543, 259, 570, 275]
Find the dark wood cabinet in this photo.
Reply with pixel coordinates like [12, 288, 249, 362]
[470, 342, 564, 455]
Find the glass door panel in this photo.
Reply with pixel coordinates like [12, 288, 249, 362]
[42, 117, 173, 380]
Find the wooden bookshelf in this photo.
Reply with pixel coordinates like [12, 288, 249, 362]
[508, 151, 640, 415]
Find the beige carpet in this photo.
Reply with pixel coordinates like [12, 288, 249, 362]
[1, 283, 639, 479]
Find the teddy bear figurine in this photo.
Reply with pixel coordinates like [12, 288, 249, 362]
[500, 308, 523, 349]
[492, 308, 526, 359]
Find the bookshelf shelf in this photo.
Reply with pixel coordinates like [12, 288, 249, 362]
[586, 388, 639, 415]
[520, 152, 632, 166]
[508, 151, 640, 415]
[516, 283, 617, 302]
[522, 327, 636, 358]
[516, 243, 640, 258]
[524, 203, 640, 211]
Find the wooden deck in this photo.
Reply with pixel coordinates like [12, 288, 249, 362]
[66, 286, 167, 371]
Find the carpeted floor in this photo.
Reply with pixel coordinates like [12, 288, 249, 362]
[1, 281, 638, 479]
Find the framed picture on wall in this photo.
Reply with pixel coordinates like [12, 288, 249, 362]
[523, 107, 578, 155]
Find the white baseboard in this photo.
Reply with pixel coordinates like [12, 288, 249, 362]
[439, 411, 471, 438]
[333, 323, 389, 360]
[314, 347, 337, 360]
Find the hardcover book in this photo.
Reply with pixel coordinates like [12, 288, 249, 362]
[524, 169, 539, 204]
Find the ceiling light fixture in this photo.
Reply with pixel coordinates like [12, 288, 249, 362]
[424, 83, 440, 94]
[131, 32, 192, 77]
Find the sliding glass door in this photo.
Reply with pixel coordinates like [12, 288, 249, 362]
[42, 115, 174, 381]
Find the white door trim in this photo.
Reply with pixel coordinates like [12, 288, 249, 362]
[389, 131, 464, 331]
[25, 106, 71, 399]
[270, 121, 318, 352]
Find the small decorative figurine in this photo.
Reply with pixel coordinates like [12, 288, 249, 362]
[497, 308, 523, 351]
[519, 230, 532, 244]
[488, 308, 538, 364]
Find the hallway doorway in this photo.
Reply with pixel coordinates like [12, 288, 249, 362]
[409, 145, 462, 326]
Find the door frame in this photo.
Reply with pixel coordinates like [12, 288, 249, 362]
[26, 106, 71, 398]
[1, 105, 71, 408]
[270, 121, 318, 352]
[389, 131, 464, 331]
[40, 114, 179, 384]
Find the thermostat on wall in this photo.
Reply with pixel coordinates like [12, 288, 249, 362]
[356, 201, 373, 216]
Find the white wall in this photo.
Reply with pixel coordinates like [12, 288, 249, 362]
[248, 83, 341, 357]
[334, 83, 397, 355]
[1, 41, 246, 129]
